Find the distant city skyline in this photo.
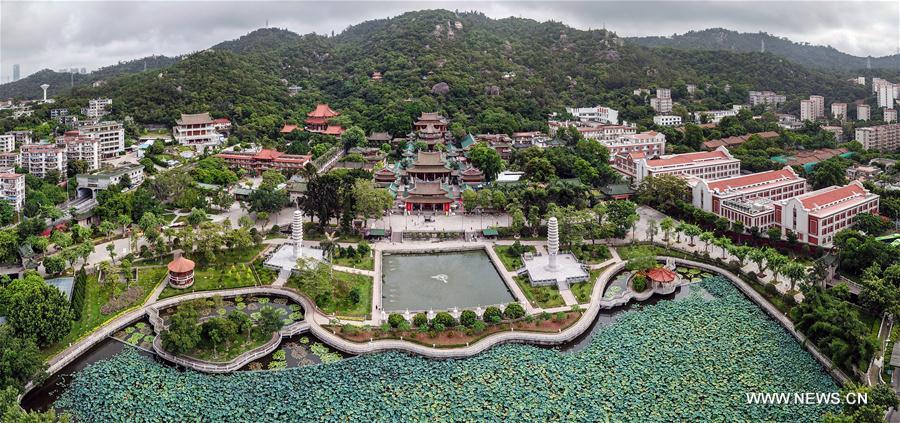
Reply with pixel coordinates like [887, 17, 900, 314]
[1, 1, 897, 81]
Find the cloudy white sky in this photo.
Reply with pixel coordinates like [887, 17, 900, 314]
[1, 1, 898, 81]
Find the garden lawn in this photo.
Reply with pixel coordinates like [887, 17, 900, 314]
[332, 255, 374, 271]
[57, 277, 840, 422]
[320, 271, 372, 318]
[571, 244, 611, 264]
[42, 270, 162, 357]
[158, 263, 258, 300]
[571, 268, 602, 304]
[514, 275, 564, 309]
[493, 245, 536, 271]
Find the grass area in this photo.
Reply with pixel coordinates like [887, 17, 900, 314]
[332, 255, 374, 271]
[251, 258, 277, 285]
[514, 275, 564, 309]
[42, 270, 163, 358]
[493, 245, 536, 271]
[158, 263, 258, 300]
[139, 245, 266, 267]
[288, 270, 372, 318]
[572, 268, 603, 304]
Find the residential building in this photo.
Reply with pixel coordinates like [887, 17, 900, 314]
[653, 115, 682, 126]
[656, 88, 671, 99]
[602, 131, 666, 159]
[21, 144, 66, 178]
[849, 76, 865, 85]
[693, 106, 743, 124]
[0, 135, 14, 153]
[78, 120, 124, 158]
[0, 168, 25, 212]
[748, 91, 786, 108]
[858, 104, 871, 121]
[212, 118, 232, 134]
[558, 123, 635, 141]
[692, 167, 806, 215]
[886, 109, 897, 123]
[5, 130, 32, 146]
[59, 131, 101, 171]
[84, 98, 112, 118]
[75, 163, 145, 198]
[821, 126, 844, 142]
[856, 124, 900, 151]
[777, 114, 802, 130]
[650, 97, 673, 114]
[0, 153, 20, 168]
[629, 147, 740, 183]
[215, 149, 312, 174]
[775, 181, 879, 247]
[846, 165, 882, 181]
[831, 103, 847, 120]
[800, 100, 815, 121]
[809, 95, 825, 118]
[878, 83, 897, 109]
[565, 105, 619, 124]
[173, 112, 221, 148]
[686, 84, 697, 95]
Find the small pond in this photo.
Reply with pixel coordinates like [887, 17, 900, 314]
[381, 250, 514, 311]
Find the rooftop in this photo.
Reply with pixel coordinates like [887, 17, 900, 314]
[645, 149, 733, 168]
[705, 167, 802, 194]
[176, 113, 213, 126]
[307, 104, 339, 118]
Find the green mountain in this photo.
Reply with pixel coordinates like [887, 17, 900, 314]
[0, 55, 179, 100]
[627, 28, 900, 72]
[7, 11, 874, 139]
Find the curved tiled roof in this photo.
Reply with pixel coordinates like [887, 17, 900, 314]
[168, 256, 195, 273]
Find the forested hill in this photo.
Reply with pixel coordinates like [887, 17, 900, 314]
[628, 28, 900, 72]
[0, 55, 179, 100]
[12, 10, 872, 139]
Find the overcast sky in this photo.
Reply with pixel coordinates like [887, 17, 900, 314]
[1, 1, 898, 82]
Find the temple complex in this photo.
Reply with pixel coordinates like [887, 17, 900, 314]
[413, 112, 450, 150]
[403, 151, 453, 182]
[401, 181, 455, 212]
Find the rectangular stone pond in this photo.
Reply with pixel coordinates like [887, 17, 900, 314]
[381, 249, 514, 312]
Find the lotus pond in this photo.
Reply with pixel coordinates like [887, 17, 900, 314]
[53, 276, 839, 421]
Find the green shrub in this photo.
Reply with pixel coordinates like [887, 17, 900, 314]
[460, 310, 477, 327]
[555, 311, 566, 321]
[398, 321, 411, 331]
[432, 323, 445, 332]
[433, 312, 456, 328]
[632, 275, 648, 293]
[483, 306, 502, 324]
[387, 313, 405, 329]
[472, 321, 486, 333]
[341, 324, 359, 336]
[503, 303, 525, 320]
[413, 312, 428, 328]
[539, 311, 551, 321]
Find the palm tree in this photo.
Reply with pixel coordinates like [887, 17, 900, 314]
[320, 231, 340, 259]
[645, 218, 658, 243]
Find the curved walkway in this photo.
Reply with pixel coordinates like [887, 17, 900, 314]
[29, 247, 850, 387]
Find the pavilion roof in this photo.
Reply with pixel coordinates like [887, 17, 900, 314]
[645, 267, 677, 283]
[307, 104, 340, 118]
[168, 256, 196, 273]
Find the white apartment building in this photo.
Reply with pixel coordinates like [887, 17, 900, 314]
[800, 100, 815, 121]
[774, 181, 879, 247]
[856, 124, 900, 152]
[565, 106, 619, 124]
[75, 163, 145, 198]
[809, 95, 825, 118]
[650, 97, 673, 114]
[831, 103, 847, 120]
[656, 88, 671, 99]
[653, 115, 682, 126]
[5, 130, 32, 146]
[886, 109, 897, 123]
[21, 144, 66, 178]
[78, 121, 125, 159]
[0, 135, 14, 153]
[0, 168, 25, 213]
[878, 83, 897, 109]
[858, 104, 871, 121]
[630, 146, 740, 183]
[59, 132, 101, 171]
[692, 167, 807, 229]
[173, 112, 221, 147]
[693, 106, 742, 124]
[0, 153, 20, 169]
[575, 125, 637, 141]
[84, 98, 112, 118]
[748, 91, 786, 108]
[601, 131, 666, 159]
